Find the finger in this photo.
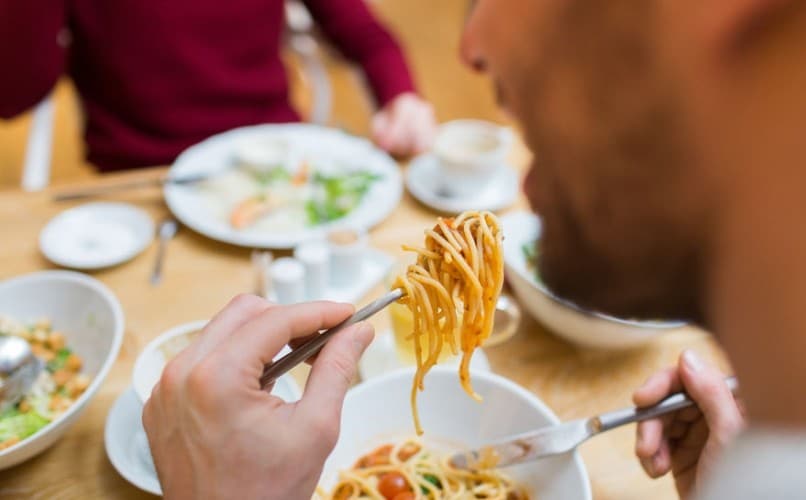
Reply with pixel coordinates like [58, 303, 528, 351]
[375, 104, 412, 155]
[633, 367, 683, 407]
[652, 439, 672, 477]
[194, 294, 273, 357]
[224, 301, 355, 366]
[289, 332, 320, 365]
[636, 418, 664, 459]
[410, 107, 436, 154]
[371, 112, 390, 147]
[678, 350, 744, 445]
[666, 418, 690, 440]
[298, 322, 375, 426]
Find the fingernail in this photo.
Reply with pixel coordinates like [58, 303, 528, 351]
[683, 349, 704, 373]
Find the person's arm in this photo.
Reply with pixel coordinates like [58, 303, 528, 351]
[0, 0, 67, 119]
[302, 0, 436, 157]
[633, 350, 744, 499]
[143, 295, 374, 499]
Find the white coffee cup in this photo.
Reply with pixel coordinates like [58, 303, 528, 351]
[432, 119, 513, 197]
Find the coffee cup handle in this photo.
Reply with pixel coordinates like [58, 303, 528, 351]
[484, 293, 522, 347]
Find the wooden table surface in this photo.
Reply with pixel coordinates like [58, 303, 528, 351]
[0, 159, 726, 499]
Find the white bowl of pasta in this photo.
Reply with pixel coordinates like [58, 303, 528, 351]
[317, 367, 591, 500]
[0, 271, 124, 469]
[501, 211, 686, 349]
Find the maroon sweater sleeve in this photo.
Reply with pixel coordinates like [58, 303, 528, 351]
[302, 0, 416, 107]
[0, 0, 67, 119]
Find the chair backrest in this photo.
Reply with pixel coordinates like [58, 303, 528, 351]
[21, 95, 54, 191]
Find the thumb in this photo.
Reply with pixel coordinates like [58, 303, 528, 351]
[298, 322, 374, 424]
[678, 350, 743, 443]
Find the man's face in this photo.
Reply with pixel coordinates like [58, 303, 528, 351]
[462, 0, 713, 321]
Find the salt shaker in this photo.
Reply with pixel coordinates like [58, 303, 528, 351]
[251, 250, 274, 298]
[327, 228, 367, 287]
[294, 241, 330, 300]
[270, 257, 306, 304]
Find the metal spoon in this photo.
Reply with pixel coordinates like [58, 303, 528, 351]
[150, 219, 178, 286]
[0, 336, 44, 412]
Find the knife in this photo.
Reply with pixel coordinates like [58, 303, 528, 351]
[52, 172, 213, 202]
[450, 376, 739, 469]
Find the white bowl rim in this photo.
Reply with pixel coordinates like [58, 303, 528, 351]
[339, 366, 593, 500]
[501, 211, 686, 330]
[0, 270, 125, 457]
[131, 319, 209, 404]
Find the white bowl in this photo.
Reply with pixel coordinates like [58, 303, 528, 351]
[0, 271, 124, 469]
[321, 367, 591, 499]
[501, 211, 685, 349]
[131, 320, 299, 405]
[131, 320, 206, 404]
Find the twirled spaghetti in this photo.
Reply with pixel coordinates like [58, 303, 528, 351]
[316, 439, 529, 500]
[392, 211, 504, 435]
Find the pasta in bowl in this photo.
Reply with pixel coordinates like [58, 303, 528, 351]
[318, 367, 591, 500]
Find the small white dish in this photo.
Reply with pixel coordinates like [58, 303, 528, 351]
[40, 202, 154, 270]
[320, 367, 591, 499]
[104, 388, 161, 496]
[358, 329, 491, 380]
[106, 376, 301, 496]
[406, 154, 519, 214]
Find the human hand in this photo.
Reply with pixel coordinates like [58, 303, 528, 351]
[142, 295, 374, 500]
[633, 350, 744, 499]
[371, 92, 436, 157]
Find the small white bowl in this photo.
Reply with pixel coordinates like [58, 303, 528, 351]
[0, 271, 124, 469]
[132, 320, 207, 404]
[39, 202, 154, 270]
[501, 211, 685, 349]
[132, 320, 299, 404]
[321, 367, 591, 499]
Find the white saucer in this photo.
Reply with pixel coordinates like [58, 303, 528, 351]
[358, 330, 491, 380]
[105, 377, 301, 495]
[40, 202, 154, 270]
[406, 154, 519, 214]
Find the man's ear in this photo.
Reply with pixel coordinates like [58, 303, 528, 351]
[699, 0, 791, 53]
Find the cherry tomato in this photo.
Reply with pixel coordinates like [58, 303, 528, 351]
[378, 472, 411, 500]
[392, 492, 416, 500]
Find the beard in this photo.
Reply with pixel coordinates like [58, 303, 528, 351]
[515, 1, 711, 324]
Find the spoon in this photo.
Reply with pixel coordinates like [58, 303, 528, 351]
[0, 336, 44, 412]
[150, 219, 179, 286]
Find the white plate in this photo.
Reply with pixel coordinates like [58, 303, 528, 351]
[39, 202, 154, 270]
[321, 367, 591, 499]
[406, 153, 519, 214]
[164, 124, 403, 249]
[358, 329, 491, 380]
[106, 377, 300, 496]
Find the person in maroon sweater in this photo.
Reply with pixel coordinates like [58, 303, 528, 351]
[0, 0, 435, 171]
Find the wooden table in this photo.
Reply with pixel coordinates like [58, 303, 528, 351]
[0, 160, 727, 499]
